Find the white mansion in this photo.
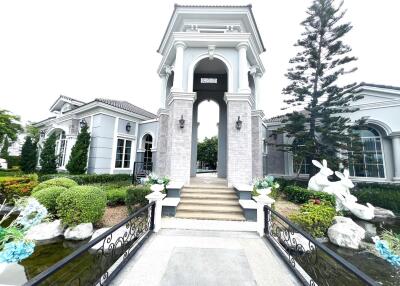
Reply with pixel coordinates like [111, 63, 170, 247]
[34, 5, 400, 185]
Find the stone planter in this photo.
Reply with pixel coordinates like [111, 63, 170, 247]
[256, 187, 271, 196]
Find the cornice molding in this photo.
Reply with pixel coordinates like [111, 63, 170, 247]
[167, 91, 197, 106]
[224, 92, 253, 106]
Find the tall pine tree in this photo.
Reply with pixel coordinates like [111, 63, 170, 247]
[0, 137, 10, 163]
[66, 124, 91, 174]
[277, 0, 362, 175]
[20, 136, 38, 173]
[40, 133, 57, 174]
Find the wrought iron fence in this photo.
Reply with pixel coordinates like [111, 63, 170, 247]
[264, 205, 378, 286]
[25, 201, 155, 286]
[132, 161, 153, 184]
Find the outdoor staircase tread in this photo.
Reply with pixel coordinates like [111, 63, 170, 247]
[181, 189, 236, 194]
[175, 211, 245, 221]
[184, 184, 231, 189]
[180, 198, 239, 206]
[181, 193, 238, 199]
[177, 204, 243, 213]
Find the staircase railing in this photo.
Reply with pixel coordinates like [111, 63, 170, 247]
[25, 202, 155, 286]
[132, 161, 153, 184]
[264, 204, 378, 286]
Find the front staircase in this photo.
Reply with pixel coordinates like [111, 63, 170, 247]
[176, 181, 245, 221]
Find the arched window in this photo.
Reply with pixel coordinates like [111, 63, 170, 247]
[349, 127, 385, 178]
[55, 131, 67, 167]
[143, 134, 153, 166]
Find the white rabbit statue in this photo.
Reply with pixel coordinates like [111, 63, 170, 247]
[342, 201, 375, 221]
[307, 159, 333, 192]
[323, 169, 358, 211]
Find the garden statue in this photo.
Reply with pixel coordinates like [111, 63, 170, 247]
[308, 160, 333, 192]
[307, 160, 375, 221]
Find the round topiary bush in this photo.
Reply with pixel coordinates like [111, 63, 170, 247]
[56, 186, 107, 226]
[32, 186, 67, 215]
[32, 177, 78, 193]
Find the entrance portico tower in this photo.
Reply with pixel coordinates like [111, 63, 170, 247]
[156, 5, 266, 186]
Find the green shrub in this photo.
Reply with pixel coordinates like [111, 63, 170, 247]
[106, 188, 127, 206]
[56, 186, 107, 226]
[0, 175, 38, 202]
[32, 186, 67, 215]
[283, 185, 335, 206]
[290, 202, 336, 237]
[125, 186, 151, 213]
[32, 177, 78, 193]
[39, 173, 132, 185]
[352, 184, 400, 214]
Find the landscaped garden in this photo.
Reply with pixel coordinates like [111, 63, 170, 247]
[0, 171, 155, 285]
[260, 176, 400, 285]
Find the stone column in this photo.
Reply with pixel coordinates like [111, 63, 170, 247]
[166, 92, 196, 184]
[237, 42, 250, 93]
[146, 191, 166, 233]
[252, 110, 265, 179]
[225, 93, 252, 186]
[391, 134, 400, 181]
[171, 42, 186, 93]
[159, 66, 172, 109]
[155, 109, 169, 176]
[254, 73, 262, 110]
[254, 195, 275, 237]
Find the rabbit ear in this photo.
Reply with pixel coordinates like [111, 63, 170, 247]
[322, 159, 328, 168]
[335, 171, 344, 180]
[343, 169, 350, 178]
[312, 160, 323, 169]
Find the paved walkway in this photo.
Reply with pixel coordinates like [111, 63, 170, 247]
[111, 229, 300, 286]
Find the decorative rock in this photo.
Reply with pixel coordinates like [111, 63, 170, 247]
[64, 223, 93, 240]
[328, 216, 365, 249]
[25, 220, 64, 241]
[374, 207, 396, 219]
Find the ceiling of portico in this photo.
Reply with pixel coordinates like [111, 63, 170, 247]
[194, 58, 227, 74]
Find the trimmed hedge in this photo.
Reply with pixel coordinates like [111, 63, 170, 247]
[125, 186, 151, 213]
[283, 185, 335, 206]
[56, 186, 107, 226]
[0, 174, 38, 202]
[32, 177, 78, 193]
[39, 173, 132, 185]
[275, 177, 308, 190]
[32, 186, 67, 215]
[352, 183, 400, 214]
[106, 188, 127, 206]
[290, 202, 336, 237]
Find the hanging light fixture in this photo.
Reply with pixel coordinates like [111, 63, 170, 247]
[235, 116, 242, 130]
[179, 115, 185, 129]
[126, 122, 131, 132]
[79, 119, 87, 129]
[40, 130, 46, 138]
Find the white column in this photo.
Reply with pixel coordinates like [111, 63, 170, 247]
[392, 135, 400, 181]
[146, 191, 166, 233]
[160, 74, 168, 109]
[237, 42, 250, 93]
[253, 195, 275, 237]
[171, 41, 186, 93]
[254, 73, 262, 109]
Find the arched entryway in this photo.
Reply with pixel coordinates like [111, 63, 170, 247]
[190, 57, 228, 178]
[142, 134, 153, 170]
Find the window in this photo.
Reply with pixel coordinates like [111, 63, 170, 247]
[292, 139, 309, 175]
[349, 127, 385, 178]
[115, 138, 132, 168]
[56, 131, 67, 167]
[143, 134, 153, 170]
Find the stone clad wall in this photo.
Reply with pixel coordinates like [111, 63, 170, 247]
[155, 111, 169, 176]
[251, 111, 264, 179]
[226, 98, 252, 185]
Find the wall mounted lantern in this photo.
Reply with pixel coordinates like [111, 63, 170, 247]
[126, 122, 131, 132]
[40, 130, 46, 138]
[179, 115, 185, 129]
[79, 119, 87, 129]
[235, 116, 242, 130]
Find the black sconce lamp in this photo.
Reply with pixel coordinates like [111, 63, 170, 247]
[79, 119, 87, 129]
[126, 122, 131, 132]
[179, 115, 185, 129]
[235, 116, 242, 130]
[40, 130, 46, 138]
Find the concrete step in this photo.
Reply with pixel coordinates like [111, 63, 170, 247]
[180, 192, 238, 200]
[184, 184, 229, 189]
[181, 188, 235, 194]
[180, 198, 239, 206]
[177, 204, 243, 214]
[175, 211, 245, 221]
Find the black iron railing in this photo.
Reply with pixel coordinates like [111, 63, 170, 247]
[132, 161, 153, 184]
[264, 205, 378, 286]
[25, 202, 155, 286]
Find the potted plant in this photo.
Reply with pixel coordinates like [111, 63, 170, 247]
[253, 176, 279, 197]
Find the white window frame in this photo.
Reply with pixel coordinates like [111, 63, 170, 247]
[114, 138, 133, 169]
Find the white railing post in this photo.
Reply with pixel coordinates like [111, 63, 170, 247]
[253, 195, 275, 237]
[146, 185, 166, 233]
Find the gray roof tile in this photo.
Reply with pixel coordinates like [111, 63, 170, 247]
[95, 98, 157, 119]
